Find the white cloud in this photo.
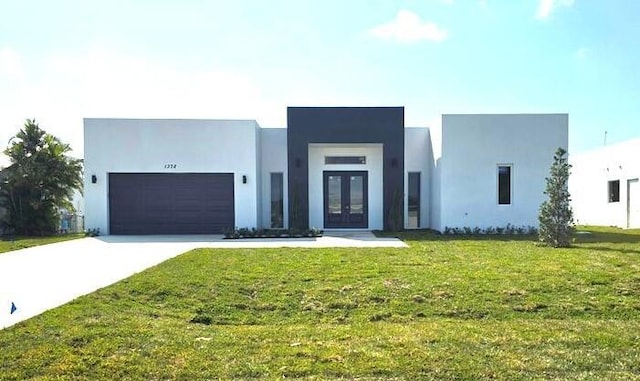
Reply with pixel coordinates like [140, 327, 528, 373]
[369, 10, 448, 43]
[535, 0, 575, 20]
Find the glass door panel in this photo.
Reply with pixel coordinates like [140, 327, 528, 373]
[326, 175, 342, 225]
[348, 175, 365, 225]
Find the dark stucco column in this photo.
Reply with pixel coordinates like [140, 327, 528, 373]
[287, 107, 404, 230]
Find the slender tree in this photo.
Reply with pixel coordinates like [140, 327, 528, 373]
[0, 119, 82, 235]
[538, 147, 574, 247]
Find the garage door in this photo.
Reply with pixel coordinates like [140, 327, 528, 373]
[109, 173, 234, 234]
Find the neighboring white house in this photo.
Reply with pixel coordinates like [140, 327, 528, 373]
[570, 138, 640, 229]
[83, 107, 568, 234]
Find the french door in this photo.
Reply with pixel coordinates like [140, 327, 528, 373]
[323, 171, 368, 228]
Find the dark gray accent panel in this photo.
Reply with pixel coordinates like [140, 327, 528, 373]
[109, 173, 234, 234]
[287, 107, 404, 230]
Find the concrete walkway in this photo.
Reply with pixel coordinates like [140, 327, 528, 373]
[1, 232, 405, 329]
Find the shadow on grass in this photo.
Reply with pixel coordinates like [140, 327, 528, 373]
[577, 245, 640, 255]
[573, 226, 640, 244]
[376, 226, 640, 246]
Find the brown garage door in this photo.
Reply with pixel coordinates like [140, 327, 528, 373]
[109, 173, 234, 234]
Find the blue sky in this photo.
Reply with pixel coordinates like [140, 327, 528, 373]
[1, 0, 639, 166]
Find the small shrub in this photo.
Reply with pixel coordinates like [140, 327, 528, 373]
[85, 228, 100, 237]
[222, 228, 236, 239]
[440, 225, 538, 237]
[309, 227, 323, 237]
[223, 227, 323, 240]
[505, 223, 515, 235]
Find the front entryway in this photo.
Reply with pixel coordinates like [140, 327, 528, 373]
[323, 171, 368, 228]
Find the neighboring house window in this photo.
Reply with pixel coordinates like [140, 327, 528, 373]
[608, 180, 620, 203]
[271, 173, 284, 228]
[325, 156, 366, 165]
[408, 172, 420, 228]
[498, 165, 512, 205]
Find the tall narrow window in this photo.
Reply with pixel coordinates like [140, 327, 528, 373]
[270, 173, 283, 228]
[498, 165, 512, 205]
[608, 180, 620, 203]
[408, 172, 420, 228]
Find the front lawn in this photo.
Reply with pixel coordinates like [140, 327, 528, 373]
[0, 233, 84, 254]
[1, 227, 639, 379]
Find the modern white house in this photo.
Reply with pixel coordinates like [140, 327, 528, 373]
[570, 138, 640, 229]
[83, 107, 568, 234]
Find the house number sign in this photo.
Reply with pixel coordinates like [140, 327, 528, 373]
[164, 164, 177, 169]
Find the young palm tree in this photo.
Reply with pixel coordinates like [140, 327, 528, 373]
[1, 120, 82, 235]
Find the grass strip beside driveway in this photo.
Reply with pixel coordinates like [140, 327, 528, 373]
[0, 234, 84, 254]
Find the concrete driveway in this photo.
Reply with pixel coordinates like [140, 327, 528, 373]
[1, 232, 405, 329]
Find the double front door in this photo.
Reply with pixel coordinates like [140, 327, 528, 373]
[323, 171, 368, 228]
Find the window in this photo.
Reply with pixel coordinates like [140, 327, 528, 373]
[270, 173, 283, 228]
[498, 165, 511, 205]
[608, 180, 620, 203]
[325, 156, 366, 165]
[408, 172, 420, 228]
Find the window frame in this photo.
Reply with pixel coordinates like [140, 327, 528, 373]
[497, 164, 512, 205]
[408, 172, 421, 228]
[608, 179, 620, 203]
[270, 172, 284, 228]
[324, 156, 366, 165]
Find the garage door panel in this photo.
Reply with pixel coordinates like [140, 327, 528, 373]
[109, 173, 234, 234]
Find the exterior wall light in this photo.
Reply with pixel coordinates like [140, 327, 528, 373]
[242, 175, 247, 184]
[91, 175, 97, 184]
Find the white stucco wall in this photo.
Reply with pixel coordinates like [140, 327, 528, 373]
[435, 114, 568, 231]
[254, 126, 262, 228]
[84, 118, 261, 234]
[404, 127, 432, 229]
[260, 128, 288, 228]
[570, 138, 640, 228]
[430, 123, 443, 233]
[308, 144, 384, 230]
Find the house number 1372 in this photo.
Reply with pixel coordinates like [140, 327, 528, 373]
[164, 164, 177, 169]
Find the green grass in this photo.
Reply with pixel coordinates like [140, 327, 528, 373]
[0, 233, 84, 254]
[1, 227, 639, 380]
